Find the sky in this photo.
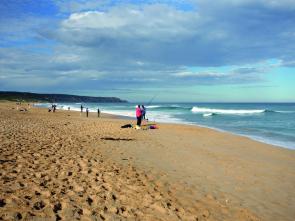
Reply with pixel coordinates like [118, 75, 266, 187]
[0, 0, 295, 102]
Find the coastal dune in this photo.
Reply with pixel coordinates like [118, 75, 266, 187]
[1, 102, 294, 221]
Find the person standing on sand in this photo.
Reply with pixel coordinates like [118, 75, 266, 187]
[86, 108, 89, 117]
[80, 105, 84, 113]
[141, 105, 146, 120]
[136, 105, 142, 126]
[97, 108, 100, 118]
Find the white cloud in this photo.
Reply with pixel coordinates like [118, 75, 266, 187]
[60, 4, 200, 41]
[51, 54, 81, 63]
[173, 71, 229, 78]
[172, 66, 267, 84]
[1, 0, 295, 92]
[49, 1, 295, 69]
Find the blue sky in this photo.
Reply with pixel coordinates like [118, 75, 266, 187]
[0, 0, 295, 102]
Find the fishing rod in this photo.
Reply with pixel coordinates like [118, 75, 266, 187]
[146, 93, 158, 106]
[145, 93, 159, 123]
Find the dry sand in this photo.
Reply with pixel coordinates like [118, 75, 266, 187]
[0, 102, 294, 221]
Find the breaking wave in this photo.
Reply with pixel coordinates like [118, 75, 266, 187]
[192, 107, 267, 115]
[146, 105, 191, 110]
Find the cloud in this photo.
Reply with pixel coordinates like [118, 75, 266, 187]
[54, 0, 110, 13]
[47, 2, 295, 68]
[55, 4, 200, 46]
[172, 66, 267, 85]
[1, 0, 294, 96]
[278, 60, 295, 67]
[173, 71, 229, 78]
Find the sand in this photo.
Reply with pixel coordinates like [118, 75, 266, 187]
[0, 102, 294, 221]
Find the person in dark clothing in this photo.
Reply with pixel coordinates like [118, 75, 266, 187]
[141, 105, 146, 120]
[80, 105, 84, 113]
[53, 104, 56, 112]
[86, 108, 89, 117]
[97, 108, 100, 117]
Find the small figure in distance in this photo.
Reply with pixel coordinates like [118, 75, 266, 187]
[80, 105, 84, 113]
[68, 107, 70, 111]
[86, 108, 89, 117]
[53, 104, 56, 113]
[97, 108, 100, 118]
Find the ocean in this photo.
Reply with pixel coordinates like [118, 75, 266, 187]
[36, 102, 295, 150]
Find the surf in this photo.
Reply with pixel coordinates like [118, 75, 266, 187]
[191, 107, 266, 115]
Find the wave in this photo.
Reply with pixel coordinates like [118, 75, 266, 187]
[102, 109, 190, 124]
[147, 105, 295, 114]
[274, 110, 295, 114]
[192, 107, 266, 115]
[203, 113, 217, 117]
[146, 105, 162, 109]
[146, 105, 191, 110]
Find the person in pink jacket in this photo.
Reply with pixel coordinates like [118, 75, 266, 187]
[136, 105, 142, 126]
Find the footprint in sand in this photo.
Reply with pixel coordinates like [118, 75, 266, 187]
[86, 197, 93, 206]
[33, 200, 45, 210]
[0, 199, 6, 207]
[53, 202, 62, 214]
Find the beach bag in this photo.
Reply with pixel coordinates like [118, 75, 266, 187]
[149, 125, 158, 129]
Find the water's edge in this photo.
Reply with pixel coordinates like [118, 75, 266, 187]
[36, 104, 295, 150]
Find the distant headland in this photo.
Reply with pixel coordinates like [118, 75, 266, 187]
[0, 91, 127, 103]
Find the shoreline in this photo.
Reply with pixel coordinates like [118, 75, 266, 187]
[177, 122, 295, 151]
[62, 105, 295, 151]
[2, 101, 295, 220]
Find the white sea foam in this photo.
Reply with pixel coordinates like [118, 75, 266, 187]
[203, 113, 214, 117]
[70, 107, 81, 112]
[102, 109, 189, 124]
[235, 134, 295, 150]
[192, 107, 265, 115]
[102, 110, 134, 118]
[146, 113, 188, 124]
[146, 105, 161, 109]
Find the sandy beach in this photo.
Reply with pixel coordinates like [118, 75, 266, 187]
[1, 102, 295, 221]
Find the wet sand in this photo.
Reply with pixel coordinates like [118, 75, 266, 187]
[0, 102, 294, 221]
